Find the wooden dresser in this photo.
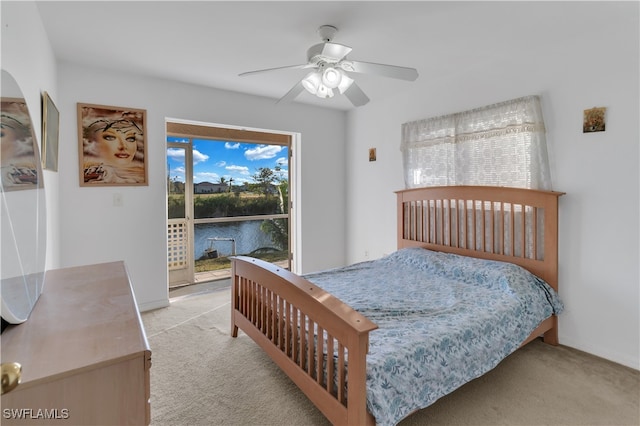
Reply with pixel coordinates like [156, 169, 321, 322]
[1, 261, 151, 425]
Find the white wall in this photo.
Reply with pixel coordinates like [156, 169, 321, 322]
[1, 1, 61, 270]
[55, 64, 347, 311]
[345, 2, 639, 369]
[4, 1, 638, 370]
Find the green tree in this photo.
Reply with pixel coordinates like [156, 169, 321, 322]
[255, 165, 289, 250]
[247, 167, 277, 196]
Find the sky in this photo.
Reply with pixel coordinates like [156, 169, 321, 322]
[167, 137, 288, 186]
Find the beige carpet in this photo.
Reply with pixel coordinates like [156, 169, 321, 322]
[142, 287, 639, 426]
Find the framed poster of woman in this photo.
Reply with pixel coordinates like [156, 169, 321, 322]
[1, 98, 43, 191]
[77, 103, 148, 186]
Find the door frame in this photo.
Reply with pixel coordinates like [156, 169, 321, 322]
[165, 118, 301, 287]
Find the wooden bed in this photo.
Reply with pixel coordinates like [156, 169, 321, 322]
[230, 186, 564, 425]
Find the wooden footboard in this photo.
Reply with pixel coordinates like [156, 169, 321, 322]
[231, 256, 378, 426]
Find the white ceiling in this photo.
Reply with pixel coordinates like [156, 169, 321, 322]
[34, 1, 606, 111]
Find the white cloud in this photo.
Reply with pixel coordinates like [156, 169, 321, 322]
[275, 156, 287, 166]
[168, 166, 185, 182]
[167, 148, 185, 160]
[244, 145, 283, 161]
[192, 148, 209, 165]
[231, 177, 252, 185]
[226, 165, 250, 175]
[216, 160, 226, 167]
[169, 147, 209, 165]
[194, 171, 220, 184]
[225, 142, 240, 149]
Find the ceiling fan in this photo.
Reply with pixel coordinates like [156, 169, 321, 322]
[239, 25, 419, 107]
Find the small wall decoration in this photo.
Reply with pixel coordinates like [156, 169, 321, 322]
[42, 91, 59, 171]
[1, 98, 43, 191]
[583, 107, 606, 133]
[369, 147, 377, 162]
[77, 103, 147, 186]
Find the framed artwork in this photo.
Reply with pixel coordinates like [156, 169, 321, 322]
[583, 107, 606, 133]
[1, 97, 43, 191]
[42, 91, 59, 171]
[77, 103, 148, 186]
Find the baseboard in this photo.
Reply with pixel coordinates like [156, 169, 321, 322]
[560, 337, 639, 371]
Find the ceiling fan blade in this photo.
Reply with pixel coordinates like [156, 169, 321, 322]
[343, 82, 370, 107]
[342, 60, 419, 81]
[239, 64, 310, 77]
[276, 81, 306, 104]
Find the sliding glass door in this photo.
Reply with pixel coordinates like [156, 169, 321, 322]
[166, 123, 292, 288]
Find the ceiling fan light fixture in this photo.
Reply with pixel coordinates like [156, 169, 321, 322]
[321, 66, 342, 89]
[301, 71, 321, 95]
[316, 84, 334, 99]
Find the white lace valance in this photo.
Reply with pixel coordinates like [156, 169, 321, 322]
[401, 95, 552, 190]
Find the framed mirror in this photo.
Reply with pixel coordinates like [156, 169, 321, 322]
[1, 69, 47, 328]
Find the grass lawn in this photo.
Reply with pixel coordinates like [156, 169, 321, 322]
[194, 250, 289, 272]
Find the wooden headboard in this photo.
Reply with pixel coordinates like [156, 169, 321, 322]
[396, 186, 564, 291]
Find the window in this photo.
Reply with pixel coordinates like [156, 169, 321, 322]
[401, 95, 551, 190]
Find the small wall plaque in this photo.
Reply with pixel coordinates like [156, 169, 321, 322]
[583, 107, 606, 133]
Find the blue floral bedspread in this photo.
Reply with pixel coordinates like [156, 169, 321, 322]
[303, 247, 564, 426]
